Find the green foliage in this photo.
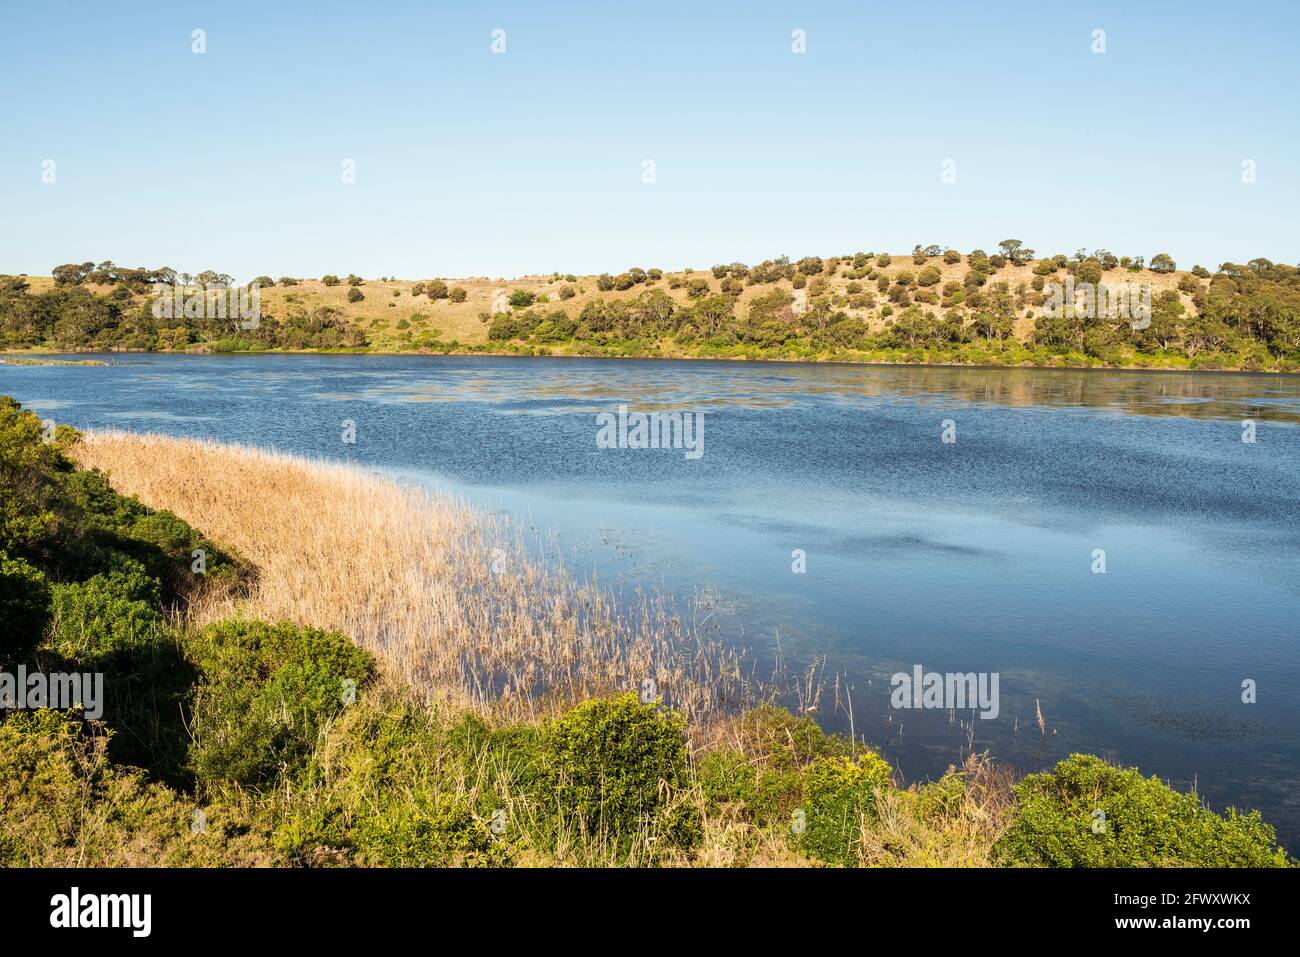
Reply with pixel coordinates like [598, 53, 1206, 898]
[0, 710, 220, 866]
[186, 620, 374, 791]
[488, 314, 521, 340]
[796, 753, 894, 866]
[508, 288, 536, 308]
[994, 754, 1292, 867]
[48, 557, 161, 662]
[541, 693, 698, 847]
[0, 550, 51, 664]
[350, 800, 512, 867]
[0, 396, 70, 560]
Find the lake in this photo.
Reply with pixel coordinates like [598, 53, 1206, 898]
[4, 353, 1299, 848]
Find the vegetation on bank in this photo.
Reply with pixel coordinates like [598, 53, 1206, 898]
[0, 396, 1293, 867]
[3, 246, 1299, 371]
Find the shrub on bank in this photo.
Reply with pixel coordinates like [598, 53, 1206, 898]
[0, 709, 270, 866]
[0, 551, 51, 663]
[186, 620, 374, 790]
[994, 754, 1292, 867]
[541, 693, 699, 849]
[48, 557, 162, 661]
[797, 752, 894, 866]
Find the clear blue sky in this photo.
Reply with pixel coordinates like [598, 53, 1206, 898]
[2, 1, 1297, 282]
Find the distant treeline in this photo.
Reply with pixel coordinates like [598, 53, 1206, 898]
[0, 266, 366, 352]
[3, 250, 1299, 369]
[491, 254, 1300, 369]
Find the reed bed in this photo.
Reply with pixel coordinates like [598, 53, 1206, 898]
[72, 430, 753, 726]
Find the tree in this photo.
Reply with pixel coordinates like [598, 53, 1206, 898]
[449, 287, 467, 303]
[998, 239, 1034, 264]
[1150, 253, 1176, 274]
[347, 288, 364, 303]
[508, 289, 536, 308]
[52, 262, 94, 286]
[346, 274, 363, 286]
[972, 283, 1016, 341]
[427, 280, 449, 300]
[322, 275, 341, 286]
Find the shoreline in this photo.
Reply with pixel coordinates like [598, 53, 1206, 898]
[4, 346, 1299, 378]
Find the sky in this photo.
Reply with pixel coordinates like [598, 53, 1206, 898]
[1, 0, 1297, 282]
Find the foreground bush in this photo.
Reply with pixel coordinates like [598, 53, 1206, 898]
[0, 710, 270, 866]
[541, 693, 699, 849]
[187, 620, 374, 790]
[994, 754, 1292, 867]
[0, 550, 51, 664]
[796, 752, 895, 866]
[48, 557, 162, 661]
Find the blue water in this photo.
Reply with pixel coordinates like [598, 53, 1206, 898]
[5, 354, 1299, 848]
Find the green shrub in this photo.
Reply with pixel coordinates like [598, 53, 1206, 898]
[488, 315, 521, 340]
[48, 558, 162, 662]
[541, 693, 698, 847]
[351, 800, 512, 867]
[186, 620, 374, 790]
[0, 709, 263, 866]
[269, 697, 531, 865]
[994, 754, 1293, 867]
[797, 752, 894, 866]
[0, 396, 70, 559]
[0, 550, 51, 663]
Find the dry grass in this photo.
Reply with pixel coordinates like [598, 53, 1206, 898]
[858, 754, 1016, 867]
[71, 430, 753, 727]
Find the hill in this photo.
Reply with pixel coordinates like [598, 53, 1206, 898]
[3, 247, 1298, 371]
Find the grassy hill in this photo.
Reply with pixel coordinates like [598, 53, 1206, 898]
[4, 249, 1297, 370]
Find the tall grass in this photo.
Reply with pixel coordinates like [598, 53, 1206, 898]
[72, 430, 752, 727]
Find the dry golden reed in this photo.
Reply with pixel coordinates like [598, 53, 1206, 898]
[72, 430, 753, 726]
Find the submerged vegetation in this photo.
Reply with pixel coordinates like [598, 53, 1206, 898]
[0, 396, 1292, 867]
[3, 246, 1299, 371]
